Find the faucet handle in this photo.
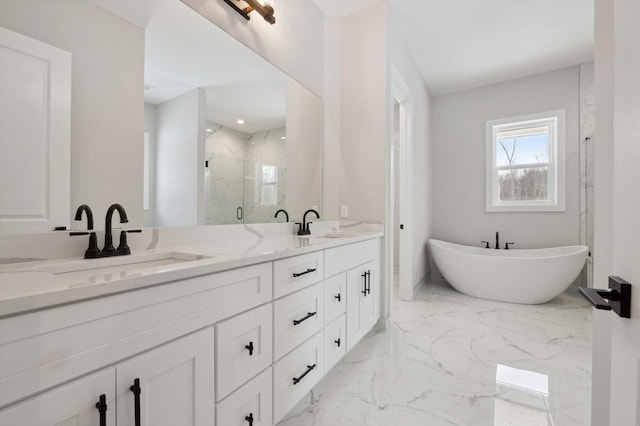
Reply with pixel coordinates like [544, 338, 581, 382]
[481, 241, 489, 249]
[85, 232, 101, 259]
[505, 242, 515, 250]
[117, 230, 131, 255]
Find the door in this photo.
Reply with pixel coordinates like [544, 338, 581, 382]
[116, 328, 215, 426]
[0, 26, 71, 233]
[0, 368, 115, 426]
[593, 0, 640, 424]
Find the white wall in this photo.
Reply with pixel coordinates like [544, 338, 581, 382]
[322, 16, 342, 219]
[388, 4, 434, 285]
[340, 4, 388, 223]
[431, 66, 581, 249]
[286, 81, 322, 220]
[0, 0, 145, 229]
[180, 0, 324, 97]
[155, 88, 205, 227]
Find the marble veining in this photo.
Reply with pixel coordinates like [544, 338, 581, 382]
[278, 277, 592, 426]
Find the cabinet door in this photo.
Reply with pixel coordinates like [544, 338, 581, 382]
[116, 328, 215, 426]
[0, 368, 115, 426]
[346, 261, 376, 351]
[360, 261, 377, 333]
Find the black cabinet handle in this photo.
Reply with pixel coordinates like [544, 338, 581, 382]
[361, 272, 367, 296]
[96, 394, 107, 426]
[130, 378, 142, 426]
[292, 268, 316, 278]
[334, 293, 341, 302]
[293, 311, 317, 325]
[245, 341, 254, 356]
[245, 412, 254, 425]
[292, 364, 316, 385]
[366, 270, 371, 295]
[334, 337, 341, 347]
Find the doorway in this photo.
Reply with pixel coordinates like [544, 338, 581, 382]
[387, 64, 414, 303]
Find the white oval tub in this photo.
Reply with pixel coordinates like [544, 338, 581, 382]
[428, 239, 588, 304]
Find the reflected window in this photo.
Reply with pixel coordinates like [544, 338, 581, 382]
[143, 132, 150, 211]
[258, 164, 278, 206]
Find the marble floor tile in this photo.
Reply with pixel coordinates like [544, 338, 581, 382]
[277, 277, 592, 426]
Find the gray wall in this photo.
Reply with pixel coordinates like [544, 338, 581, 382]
[431, 66, 581, 249]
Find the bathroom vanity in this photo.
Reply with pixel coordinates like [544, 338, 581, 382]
[0, 230, 382, 426]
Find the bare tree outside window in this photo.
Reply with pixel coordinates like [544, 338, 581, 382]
[486, 111, 564, 212]
[496, 132, 549, 202]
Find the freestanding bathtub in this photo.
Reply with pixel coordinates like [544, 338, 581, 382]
[428, 239, 588, 304]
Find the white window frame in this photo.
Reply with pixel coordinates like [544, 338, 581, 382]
[486, 110, 566, 212]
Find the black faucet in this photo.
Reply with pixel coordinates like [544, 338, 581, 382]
[72, 205, 101, 259]
[297, 209, 320, 236]
[74, 205, 94, 230]
[274, 209, 289, 222]
[102, 203, 129, 256]
[495, 231, 500, 249]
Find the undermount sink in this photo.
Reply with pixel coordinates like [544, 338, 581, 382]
[34, 251, 211, 284]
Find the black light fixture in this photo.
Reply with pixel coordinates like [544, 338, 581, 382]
[223, 0, 275, 25]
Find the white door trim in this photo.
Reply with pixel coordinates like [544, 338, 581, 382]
[387, 63, 414, 302]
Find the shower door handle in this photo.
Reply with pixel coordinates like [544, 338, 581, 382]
[578, 276, 631, 318]
[237, 207, 243, 220]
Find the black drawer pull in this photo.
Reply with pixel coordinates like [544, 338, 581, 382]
[334, 338, 341, 347]
[245, 412, 254, 425]
[292, 364, 316, 385]
[292, 268, 316, 278]
[334, 293, 341, 302]
[245, 341, 254, 356]
[130, 378, 142, 426]
[293, 311, 317, 325]
[96, 394, 107, 426]
[366, 270, 371, 295]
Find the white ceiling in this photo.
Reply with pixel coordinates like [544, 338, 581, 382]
[315, 0, 594, 95]
[90, 0, 287, 134]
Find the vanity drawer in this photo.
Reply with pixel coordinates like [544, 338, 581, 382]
[324, 315, 346, 372]
[273, 282, 323, 361]
[215, 304, 273, 400]
[273, 251, 324, 298]
[325, 239, 378, 277]
[216, 367, 272, 426]
[273, 331, 324, 423]
[324, 273, 346, 325]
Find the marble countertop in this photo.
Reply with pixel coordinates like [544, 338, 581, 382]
[0, 229, 382, 318]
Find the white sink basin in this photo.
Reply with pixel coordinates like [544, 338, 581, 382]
[34, 251, 211, 285]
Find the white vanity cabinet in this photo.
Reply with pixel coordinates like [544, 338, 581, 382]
[325, 239, 380, 351]
[0, 235, 382, 426]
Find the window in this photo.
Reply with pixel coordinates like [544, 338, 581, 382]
[257, 163, 278, 206]
[486, 110, 565, 212]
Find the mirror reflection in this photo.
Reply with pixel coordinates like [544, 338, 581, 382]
[0, 0, 322, 232]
